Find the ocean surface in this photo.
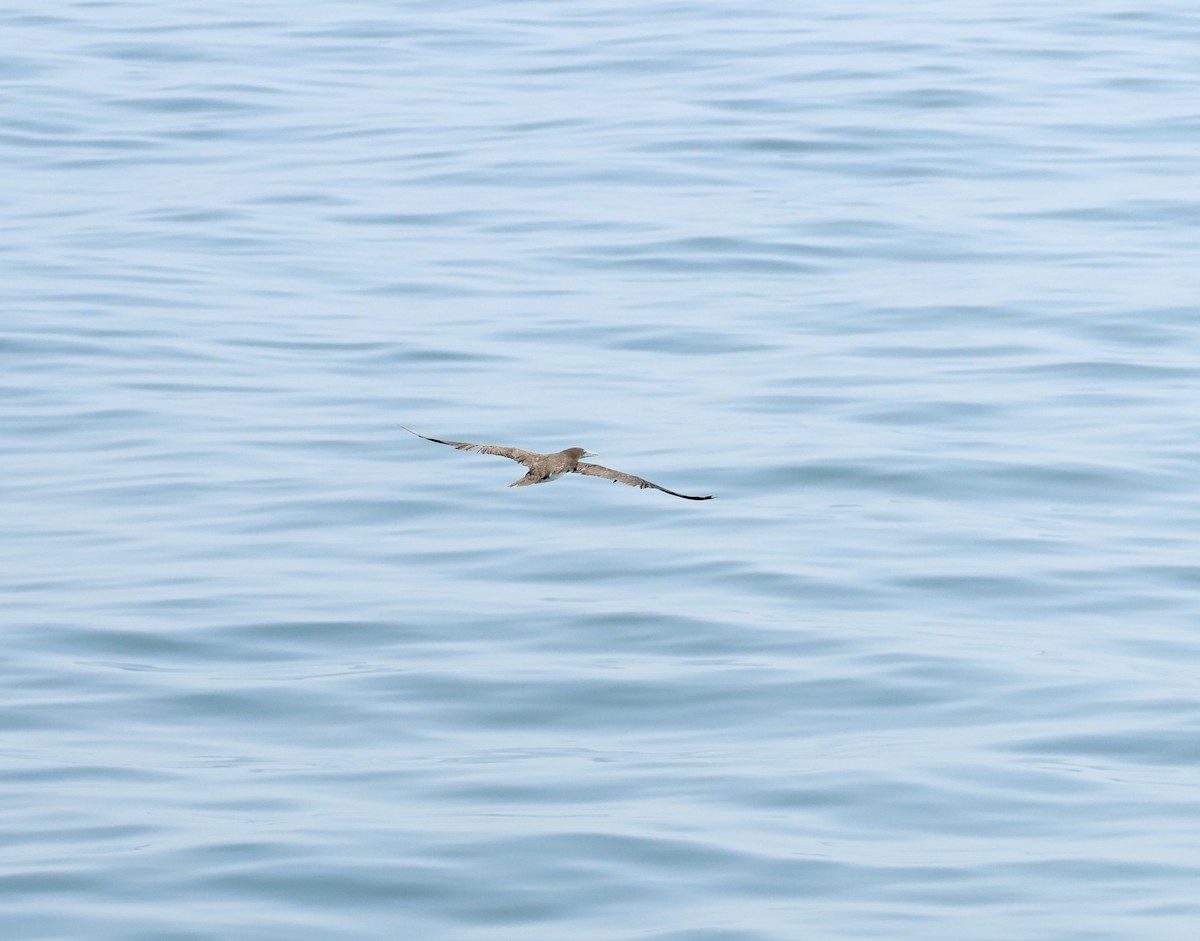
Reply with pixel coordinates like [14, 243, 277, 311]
[4, 2, 1200, 939]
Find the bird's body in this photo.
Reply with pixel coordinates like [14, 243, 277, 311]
[401, 426, 713, 500]
[506, 447, 592, 488]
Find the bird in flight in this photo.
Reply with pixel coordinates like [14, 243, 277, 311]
[401, 426, 713, 500]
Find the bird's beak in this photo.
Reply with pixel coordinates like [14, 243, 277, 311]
[583, 451, 598, 458]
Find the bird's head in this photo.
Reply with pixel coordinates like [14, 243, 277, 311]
[563, 447, 597, 461]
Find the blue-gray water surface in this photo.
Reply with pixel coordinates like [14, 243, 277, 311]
[4, 2, 1200, 939]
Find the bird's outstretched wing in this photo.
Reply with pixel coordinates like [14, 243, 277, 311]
[401, 426, 536, 466]
[572, 461, 713, 500]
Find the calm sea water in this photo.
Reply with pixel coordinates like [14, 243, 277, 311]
[4, 2, 1200, 939]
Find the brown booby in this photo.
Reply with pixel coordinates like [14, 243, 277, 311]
[401, 426, 713, 500]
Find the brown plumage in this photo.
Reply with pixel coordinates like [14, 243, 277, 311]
[401, 426, 713, 500]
